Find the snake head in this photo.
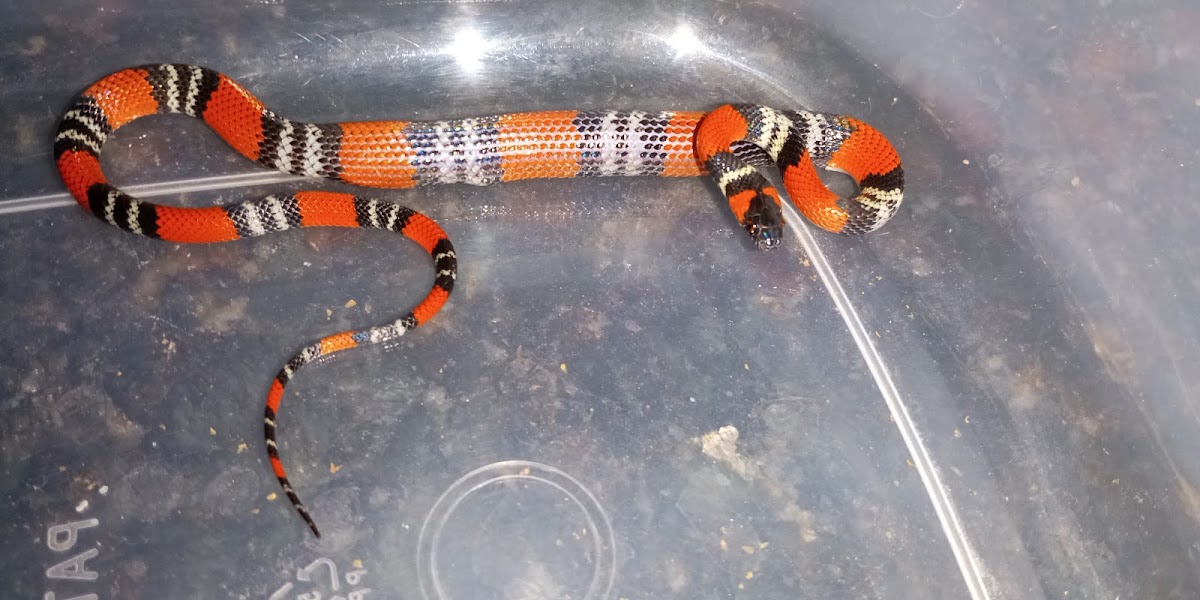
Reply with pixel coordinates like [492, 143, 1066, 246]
[743, 191, 784, 250]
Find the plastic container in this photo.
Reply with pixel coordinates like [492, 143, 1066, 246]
[2, 1, 1197, 598]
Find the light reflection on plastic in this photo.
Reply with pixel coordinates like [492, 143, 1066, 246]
[666, 25, 704, 58]
[443, 28, 491, 73]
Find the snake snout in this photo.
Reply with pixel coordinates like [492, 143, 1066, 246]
[747, 222, 782, 249]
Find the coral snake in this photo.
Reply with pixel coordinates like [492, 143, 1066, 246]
[54, 63, 904, 537]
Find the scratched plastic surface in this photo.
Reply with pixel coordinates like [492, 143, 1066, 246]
[1, 1, 1198, 598]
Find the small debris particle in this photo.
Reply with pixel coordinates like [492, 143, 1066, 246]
[741, 545, 756, 555]
[559, 363, 567, 373]
[99, 486, 109, 495]
[906, 458, 915, 468]
[267, 492, 278, 501]
[18, 35, 47, 56]
[743, 363, 749, 370]
[745, 571, 755, 580]
[75, 500, 89, 512]
[720, 538, 728, 551]
[962, 159, 970, 165]
[326, 308, 333, 318]
[330, 462, 342, 474]
[237, 442, 248, 453]
[953, 428, 962, 438]
[759, 542, 769, 549]
[519, 466, 532, 476]
[1071, 176, 1081, 187]
[345, 299, 358, 308]
[353, 559, 364, 569]
[964, 415, 971, 424]
[209, 427, 217, 436]
[251, 508, 260, 515]
[700, 425, 756, 479]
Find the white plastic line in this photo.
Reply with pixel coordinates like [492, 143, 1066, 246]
[0, 197, 74, 215]
[788, 210, 992, 600]
[0, 171, 306, 216]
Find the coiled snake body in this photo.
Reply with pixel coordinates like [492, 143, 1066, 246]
[55, 64, 904, 537]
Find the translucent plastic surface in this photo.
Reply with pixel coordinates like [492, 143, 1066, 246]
[2, 1, 1197, 598]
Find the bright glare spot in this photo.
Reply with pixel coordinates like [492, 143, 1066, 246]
[444, 28, 492, 73]
[666, 25, 704, 57]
